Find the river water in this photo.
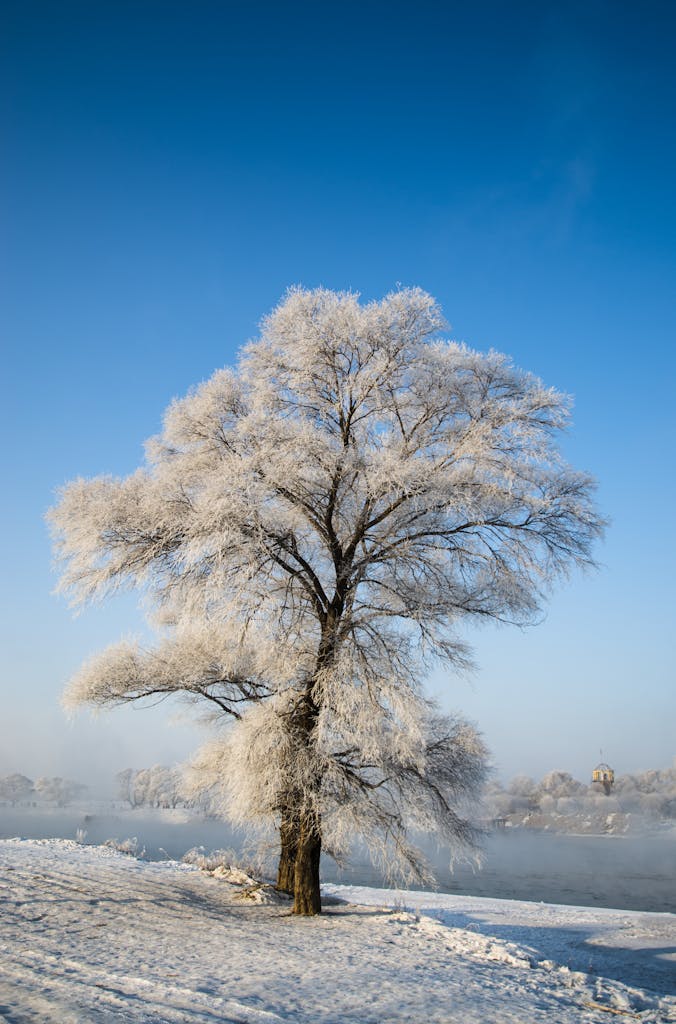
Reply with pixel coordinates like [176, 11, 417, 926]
[2, 806, 674, 914]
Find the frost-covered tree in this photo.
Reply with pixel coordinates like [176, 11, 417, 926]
[116, 768, 137, 807]
[0, 773, 34, 805]
[49, 287, 604, 914]
[538, 770, 585, 799]
[117, 766, 185, 809]
[34, 776, 87, 807]
[508, 775, 538, 799]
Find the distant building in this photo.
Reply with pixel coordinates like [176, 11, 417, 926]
[591, 762, 615, 795]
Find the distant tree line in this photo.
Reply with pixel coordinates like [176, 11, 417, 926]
[0, 773, 87, 807]
[116, 759, 676, 833]
[485, 763, 676, 833]
[5, 762, 674, 835]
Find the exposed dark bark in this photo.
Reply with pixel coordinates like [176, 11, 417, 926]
[276, 809, 298, 895]
[292, 808, 322, 915]
[283, 595, 347, 914]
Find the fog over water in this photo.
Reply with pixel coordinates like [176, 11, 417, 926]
[2, 806, 673, 915]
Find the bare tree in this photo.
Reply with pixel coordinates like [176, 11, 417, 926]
[49, 287, 604, 913]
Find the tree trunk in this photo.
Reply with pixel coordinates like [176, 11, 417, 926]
[285, 671, 327, 915]
[292, 809, 322, 915]
[276, 809, 298, 895]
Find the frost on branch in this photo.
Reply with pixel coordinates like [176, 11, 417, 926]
[63, 625, 277, 716]
[48, 286, 604, 911]
[186, 701, 487, 885]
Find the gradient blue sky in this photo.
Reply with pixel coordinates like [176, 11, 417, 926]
[2, 0, 674, 789]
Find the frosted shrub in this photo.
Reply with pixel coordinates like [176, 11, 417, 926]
[182, 847, 240, 872]
[182, 847, 260, 886]
[104, 837, 145, 857]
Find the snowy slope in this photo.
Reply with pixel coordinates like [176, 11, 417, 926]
[324, 884, 676, 998]
[0, 839, 674, 1023]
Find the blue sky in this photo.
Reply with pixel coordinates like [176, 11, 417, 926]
[2, 1, 674, 788]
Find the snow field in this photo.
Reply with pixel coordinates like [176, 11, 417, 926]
[0, 839, 674, 1023]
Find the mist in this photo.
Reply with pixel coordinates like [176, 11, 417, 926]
[0, 704, 205, 797]
[2, 757, 674, 916]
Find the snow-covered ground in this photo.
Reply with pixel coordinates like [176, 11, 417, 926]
[0, 839, 674, 1023]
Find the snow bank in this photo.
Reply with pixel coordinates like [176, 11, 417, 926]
[0, 839, 674, 1023]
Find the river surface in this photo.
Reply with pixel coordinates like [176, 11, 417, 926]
[2, 805, 674, 914]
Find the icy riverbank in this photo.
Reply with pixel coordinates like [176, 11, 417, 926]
[3, 805, 675, 913]
[0, 838, 674, 1023]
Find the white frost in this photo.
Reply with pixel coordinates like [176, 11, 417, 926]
[48, 287, 605, 884]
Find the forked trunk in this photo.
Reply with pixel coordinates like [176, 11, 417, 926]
[276, 810, 298, 895]
[292, 809, 321, 915]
